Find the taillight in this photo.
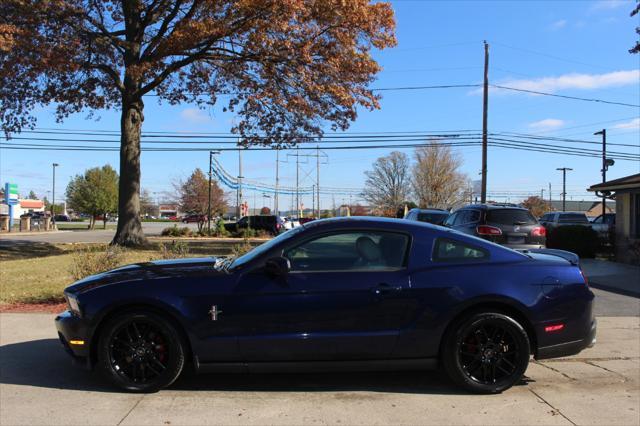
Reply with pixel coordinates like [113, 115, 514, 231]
[531, 226, 546, 237]
[580, 269, 589, 287]
[476, 225, 502, 236]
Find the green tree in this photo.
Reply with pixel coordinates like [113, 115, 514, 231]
[27, 190, 38, 200]
[1, 1, 395, 246]
[66, 165, 119, 229]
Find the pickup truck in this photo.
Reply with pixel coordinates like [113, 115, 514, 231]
[590, 213, 616, 241]
[539, 211, 591, 231]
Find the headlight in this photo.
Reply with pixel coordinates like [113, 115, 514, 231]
[66, 294, 81, 315]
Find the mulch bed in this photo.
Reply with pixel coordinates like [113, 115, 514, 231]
[0, 302, 66, 313]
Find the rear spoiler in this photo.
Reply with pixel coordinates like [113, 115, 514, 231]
[517, 248, 580, 266]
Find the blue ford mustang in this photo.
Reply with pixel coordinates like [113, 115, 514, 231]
[55, 217, 596, 393]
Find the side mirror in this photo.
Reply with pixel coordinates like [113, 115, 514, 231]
[264, 256, 291, 277]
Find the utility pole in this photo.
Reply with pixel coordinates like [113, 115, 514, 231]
[556, 168, 573, 212]
[548, 182, 552, 205]
[275, 148, 279, 217]
[480, 40, 489, 204]
[594, 129, 611, 219]
[296, 146, 300, 218]
[51, 163, 59, 225]
[316, 145, 320, 218]
[540, 188, 544, 200]
[207, 150, 220, 233]
[237, 145, 243, 218]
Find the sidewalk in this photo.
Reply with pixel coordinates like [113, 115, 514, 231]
[581, 258, 640, 298]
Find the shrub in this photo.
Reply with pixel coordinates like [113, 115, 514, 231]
[70, 245, 125, 280]
[159, 240, 190, 259]
[231, 240, 254, 257]
[215, 218, 229, 237]
[546, 225, 600, 258]
[161, 225, 191, 237]
[235, 227, 256, 239]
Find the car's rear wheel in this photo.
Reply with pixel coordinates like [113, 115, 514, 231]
[97, 311, 185, 393]
[442, 312, 530, 394]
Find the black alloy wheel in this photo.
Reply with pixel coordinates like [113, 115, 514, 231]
[442, 312, 530, 394]
[98, 311, 185, 392]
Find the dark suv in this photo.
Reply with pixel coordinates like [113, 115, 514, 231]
[224, 215, 284, 235]
[404, 208, 449, 225]
[443, 204, 546, 249]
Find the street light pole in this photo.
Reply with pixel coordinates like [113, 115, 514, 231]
[594, 129, 609, 219]
[51, 163, 59, 225]
[207, 150, 220, 233]
[556, 167, 572, 212]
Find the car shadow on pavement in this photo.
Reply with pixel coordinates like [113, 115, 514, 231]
[1, 338, 532, 395]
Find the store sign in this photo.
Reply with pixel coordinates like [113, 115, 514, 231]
[4, 183, 18, 205]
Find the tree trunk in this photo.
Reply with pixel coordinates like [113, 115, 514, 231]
[112, 98, 148, 246]
[90, 215, 95, 230]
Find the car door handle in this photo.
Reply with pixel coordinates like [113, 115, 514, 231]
[371, 283, 402, 295]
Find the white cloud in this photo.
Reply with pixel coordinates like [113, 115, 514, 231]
[493, 70, 640, 94]
[179, 108, 211, 124]
[528, 119, 566, 131]
[550, 19, 567, 30]
[612, 118, 640, 130]
[589, 0, 628, 11]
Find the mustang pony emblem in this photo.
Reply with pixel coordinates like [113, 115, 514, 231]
[209, 305, 222, 321]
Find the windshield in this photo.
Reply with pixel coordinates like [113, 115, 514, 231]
[418, 212, 448, 224]
[229, 226, 305, 270]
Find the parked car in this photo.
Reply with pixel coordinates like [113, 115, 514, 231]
[282, 217, 300, 230]
[56, 217, 596, 393]
[590, 213, 615, 240]
[224, 215, 284, 235]
[404, 208, 449, 225]
[182, 214, 207, 223]
[298, 217, 316, 225]
[54, 214, 71, 222]
[539, 212, 591, 231]
[443, 204, 546, 249]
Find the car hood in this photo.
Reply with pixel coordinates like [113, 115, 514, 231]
[65, 257, 225, 295]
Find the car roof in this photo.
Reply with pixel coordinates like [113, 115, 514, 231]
[456, 204, 528, 211]
[409, 208, 449, 214]
[301, 215, 440, 231]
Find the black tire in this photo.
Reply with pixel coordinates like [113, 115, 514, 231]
[442, 312, 530, 394]
[97, 311, 185, 393]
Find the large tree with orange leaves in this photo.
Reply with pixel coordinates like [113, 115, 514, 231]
[0, 0, 395, 245]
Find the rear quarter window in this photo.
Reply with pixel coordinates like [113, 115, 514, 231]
[433, 238, 489, 262]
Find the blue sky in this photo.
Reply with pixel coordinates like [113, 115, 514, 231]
[1, 0, 639, 211]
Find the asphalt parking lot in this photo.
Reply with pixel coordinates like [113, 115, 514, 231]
[1, 313, 638, 425]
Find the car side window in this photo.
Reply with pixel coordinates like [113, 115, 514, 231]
[433, 238, 489, 262]
[453, 211, 468, 225]
[443, 212, 457, 226]
[465, 210, 480, 224]
[284, 231, 410, 272]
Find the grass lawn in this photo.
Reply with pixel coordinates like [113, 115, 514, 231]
[0, 250, 160, 305]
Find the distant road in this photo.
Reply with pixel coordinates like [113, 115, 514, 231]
[0, 222, 199, 244]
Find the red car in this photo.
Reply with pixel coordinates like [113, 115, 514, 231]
[181, 214, 206, 223]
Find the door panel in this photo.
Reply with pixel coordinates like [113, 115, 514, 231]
[233, 230, 414, 361]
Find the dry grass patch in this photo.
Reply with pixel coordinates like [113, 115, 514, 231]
[0, 248, 159, 305]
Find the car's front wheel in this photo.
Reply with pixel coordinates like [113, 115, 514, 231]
[442, 312, 530, 394]
[97, 311, 185, 393]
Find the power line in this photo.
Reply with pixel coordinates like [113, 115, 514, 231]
[490, 85, 640, 108]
